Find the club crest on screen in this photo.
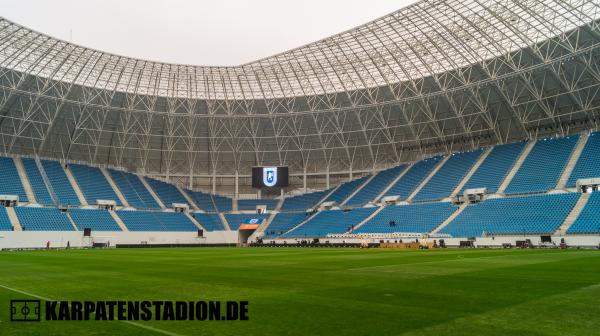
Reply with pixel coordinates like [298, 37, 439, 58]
[263, 167, 278, 187]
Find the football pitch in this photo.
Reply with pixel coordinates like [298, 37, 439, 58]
[1, 247, 599, 335]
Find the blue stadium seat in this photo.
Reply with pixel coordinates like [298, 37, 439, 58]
[16, 207, 74, 231]
[192, 212, 225, 231]
[505, 136, 578, 194]
[224, 213, 269, 230]
[187, 190, 218, 212]
[413, 149, 483, 202]
[345, 165, 408, 206]
[108, 169, 160, 209]
[213, 194, 233, 212]
[41, 160, 80, 206]
[0, 157, 28, 202]
[144, 177, 188, 207]
[355, 203, 457, 234]
[264, 212, 309, 237]
[0, 207, 13, 231]
[284, 207, 377, 238]
[384, 156, 442, 200]
[567, 132, 600, 187]
[461, 142, 527, 193]
[69, 164, 121, 205]
[69, 208, 121, 231]
[567, 193, 600, 234]
[281, 190, 328, 211]
[22, 158, 54, 205]
[440, 193, 579, 237]
[323, 175, 369, 205]
[238, 199, 279, 211]
[116, 210, 198, 231]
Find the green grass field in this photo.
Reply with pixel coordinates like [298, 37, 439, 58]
[1, 248, 599, 335]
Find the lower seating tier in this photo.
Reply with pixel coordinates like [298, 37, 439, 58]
[284, 207, 377, 238]
[116, 210, 198, 231]
[567, 192, 600, 234]
[69, 208, 121, 231]
[192, 212, 225, 231]
[16, 207, 74, 231]
[264, 212, 310, 237]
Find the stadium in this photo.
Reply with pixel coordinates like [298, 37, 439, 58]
[1, 0, 600, 335]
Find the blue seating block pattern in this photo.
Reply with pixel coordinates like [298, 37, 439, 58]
[413, 149, 483, 201]
[440, 193, 579, 237]
[22, 158, 53, 205]
[505, 136, 578, 194]
[355, 203, 456, 234]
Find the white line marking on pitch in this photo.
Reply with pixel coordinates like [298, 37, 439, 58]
[0, 283, 184, 336]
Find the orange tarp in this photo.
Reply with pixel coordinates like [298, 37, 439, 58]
[238, 224, 260, 230]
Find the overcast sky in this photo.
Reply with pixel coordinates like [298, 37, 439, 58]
[1, 0, 418, 66]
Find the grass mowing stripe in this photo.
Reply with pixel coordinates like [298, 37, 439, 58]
[0, 283, 184, 336]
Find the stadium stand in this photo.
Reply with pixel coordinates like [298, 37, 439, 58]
[281, 190, 328, 211]
[213, 194, 233, 212]
[144, 177, 188, 207]
[186, 190, 218, 212]
[567, 192, 600, 234]
[116, 210, 198, 231]
[224, 213, 269, 230]
[191, 212, 225, 231]
[69, 164, 121, 205]
[567, 132, 600, 187]
[0, 207, 13, 230]
[41, 160, 80, 206]
[263, 212, 309, 237]
[439, 193, 580, 237]
[355, 202, 457, 234]
[69, 208, 121, 231]
[413, 149, 484, 201]
[323, 175, 369, 205]
[504, 136, 579, 194]
[384, 156, 442, 199]
[345, 165, 408, 206]
[461, 142, 527, 193]
[108, 169, 160, 209]
[21, 158, 54, 205]
[238, 198, 279, 211]
[15, 207, 74, 231]
[0, 157, 28, 202]
[284, 207, 377, 237]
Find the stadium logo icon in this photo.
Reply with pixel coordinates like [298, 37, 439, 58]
[10, 300, 41, 322]
[263, 167, 278, 187]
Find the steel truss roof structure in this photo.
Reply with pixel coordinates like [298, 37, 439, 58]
[0, 0, 599, 191]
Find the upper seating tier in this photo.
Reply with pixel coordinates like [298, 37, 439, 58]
[413, 149, 484, 202]
[40, 160, 80, 206]
[69, 164, 121, 205]
[108, 169, 160, 209]
[0, 157, 28, 202]
[22, 158, 54, 205]
[384, 157, 442, 200]
[505, 136, 578, 194]
[567, 132, 600, 187]
[345, 165, 408, 206]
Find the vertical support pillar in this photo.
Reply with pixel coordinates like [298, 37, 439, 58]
[212, 170, 217, 194]
[235, 171, 239, 199]
[303, 169, 307, 191]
